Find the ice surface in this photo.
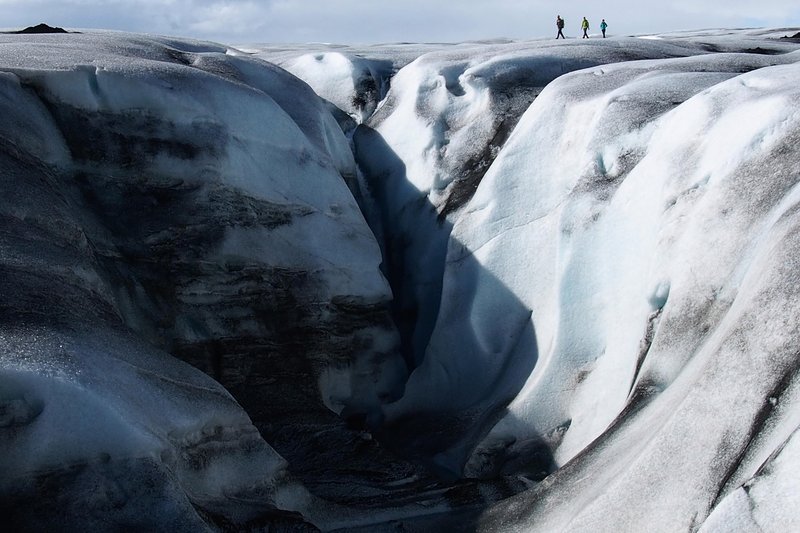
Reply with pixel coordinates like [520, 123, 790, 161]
[0, 30, 405, 530]
[246, 27, 800, 530]
[349, 36, 795, 375]
[4, 25, 800, 532]
[700, 426, 800, 533]
[400, 32, 800, 532]
[0, 328, 298, 526]
[345, 30, 797, 472]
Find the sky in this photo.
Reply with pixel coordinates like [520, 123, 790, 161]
[0, 0, 798, 45]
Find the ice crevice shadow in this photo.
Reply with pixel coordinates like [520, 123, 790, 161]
[352, 124, 551, 489]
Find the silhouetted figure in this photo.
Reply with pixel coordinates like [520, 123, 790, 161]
[600, 19, 608, 38]
[581, 17, 589, 39]
[556, 15, 565, 39]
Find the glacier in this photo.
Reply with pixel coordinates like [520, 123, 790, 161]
[2, 26, 800, 531]
[0, 31, 405, 530]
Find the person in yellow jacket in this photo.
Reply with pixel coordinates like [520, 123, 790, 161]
[581, 17, 590, 39]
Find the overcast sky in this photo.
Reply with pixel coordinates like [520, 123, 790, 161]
[1, 0, 798, 45]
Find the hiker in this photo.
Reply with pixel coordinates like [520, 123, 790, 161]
[600, 19, 608, 38]
[581, 17, 590, 39]
[556, 16, 565, 39]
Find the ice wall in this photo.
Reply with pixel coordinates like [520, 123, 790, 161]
[353, 33, 800, 531]
[267, 30, 800, 530]
[0, 31, 406, 529]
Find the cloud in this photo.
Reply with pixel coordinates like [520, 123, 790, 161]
[0, 0, 796, 44]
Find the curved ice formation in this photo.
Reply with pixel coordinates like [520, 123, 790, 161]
[359, 32, 800, 531]
[0, 31, 405, 529]
[270, 28, 800, 530]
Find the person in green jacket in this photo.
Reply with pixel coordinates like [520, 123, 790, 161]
[581, 17, 590, 39]
[600, 19, 608, 38]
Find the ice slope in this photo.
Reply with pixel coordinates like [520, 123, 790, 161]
[0, 31, 406, 529]
[474, 55, 800, 531]
[235, 30, 800, 529]
[0, 329, 305, 531]
[353, 34, 800, 373]
[259, 31, 799, 373]
[350, 31, 800, 531]
[263, 51, 391, 124]
[700, 424, 800, 533]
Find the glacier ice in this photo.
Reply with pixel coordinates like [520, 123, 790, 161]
[3, 26, 800, 532]
[0, 30, 405, 530]
[267, 28, 800, 530]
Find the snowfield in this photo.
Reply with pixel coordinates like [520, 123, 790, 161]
[2, 27, 800, 531]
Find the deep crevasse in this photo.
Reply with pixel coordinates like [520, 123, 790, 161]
[263, 29, 800, 531]
[3, 27, 800, 532]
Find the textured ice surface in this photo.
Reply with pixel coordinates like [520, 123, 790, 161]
[261, 28, 800, 530]
[4, 26, 800, 532]
[385, 32, 800, 532]
[0, 30, 404, 530]
[0, 328, 302, 530]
